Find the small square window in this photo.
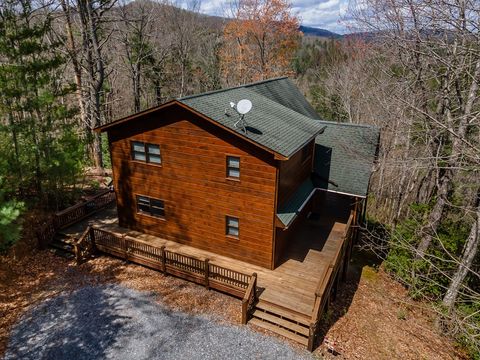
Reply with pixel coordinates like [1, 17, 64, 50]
[147, 144, 161, 164]
[132, 141, 146, 161]
[131, 141, 162, 164]
[137, 196, 151, 213]
[226, 216, 239, 237]
[136, 195, 165, 218]
[150, 198, 165, 217]
[227, 156, 240, 179]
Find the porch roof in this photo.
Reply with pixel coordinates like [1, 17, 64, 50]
[314, 121, 379, 197]
[276, 178, 315, 228]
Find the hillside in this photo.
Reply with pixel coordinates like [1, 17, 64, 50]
[299, 25, 342, 38]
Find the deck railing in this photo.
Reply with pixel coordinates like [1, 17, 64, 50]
[241, 273, 258, 324]
[307, 211, 355, 351]
[74, 226, 95, 263]
[55, 189, 116, 229]
[80, 227, 254, 299]
[36, 189, 116, 249]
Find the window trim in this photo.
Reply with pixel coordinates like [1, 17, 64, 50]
[225, 215, 239, 239]
[135, 194, 166, 219]
[131, 140, 162, 166]
[226, 155, 241, 180]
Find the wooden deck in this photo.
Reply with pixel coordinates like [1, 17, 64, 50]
[61, 192, 353, 318]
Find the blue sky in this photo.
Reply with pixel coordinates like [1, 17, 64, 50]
[197, 0, 349, 34]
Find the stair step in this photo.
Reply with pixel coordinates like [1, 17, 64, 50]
[50, 240, 75, 253]
[252, 310, 309, 336]
[255, 301, 311, 326]
[48, 247, 75, 259]
[54, 234, 77, 244]
[249, 318, 309, 346]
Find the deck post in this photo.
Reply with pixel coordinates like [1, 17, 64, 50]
[332, 273, 339, 301]
[74, 243, 80, 264]
[307, 324, 315, 352]
[160, 246, 166, 273]
[89, 227, 97, 255]
[124, 237, 130, 262]
[204, 258, 210, 289]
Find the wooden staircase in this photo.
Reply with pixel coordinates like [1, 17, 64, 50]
[248, 300, 310, 346]
[49, 233, 76, 259]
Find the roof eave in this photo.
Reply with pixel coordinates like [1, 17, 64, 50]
[94, 99, 289, 161]
[94, 100, 178, 133]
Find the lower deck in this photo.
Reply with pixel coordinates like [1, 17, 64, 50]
[62, 191, 355, 318]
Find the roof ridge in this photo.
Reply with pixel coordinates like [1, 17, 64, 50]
[177, 76, 289, 101]
[317, 119, 378, 129]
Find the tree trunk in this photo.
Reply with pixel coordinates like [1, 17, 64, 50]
[153, 78, 162, 106]
[416, 58, 480, 258]
[134, 63, 141, 112]
[92, 132, 103, 172]
[442, 190, 480, 310]
[77, 0, 107, 171]
[60, 0, 87, 128]
[416, 169, 453, 257]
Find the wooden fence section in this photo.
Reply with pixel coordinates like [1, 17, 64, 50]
[78, 227, 254, 300]
[36, 189, 116, 248]
[307, 211, 355, 351]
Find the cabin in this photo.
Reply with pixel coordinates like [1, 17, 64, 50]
[89, 77, 379, 349]
[96, 77, 378, 270]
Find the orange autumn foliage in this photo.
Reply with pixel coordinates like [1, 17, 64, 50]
[221, 0, 301, 85]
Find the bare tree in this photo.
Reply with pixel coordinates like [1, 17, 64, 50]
[162, 0, 202, 97]
[443, 189, 480, 309]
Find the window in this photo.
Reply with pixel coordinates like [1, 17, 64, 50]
[136, 195, 165, 218]
[301, 146, 310, 163]
[131, 141, 161, 164]
[226, 216, 239, 237]
[226, 156, 240, 179]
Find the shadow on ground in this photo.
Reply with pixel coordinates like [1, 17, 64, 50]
[4, 284, 313, 360]
[314, 245, 383, 351]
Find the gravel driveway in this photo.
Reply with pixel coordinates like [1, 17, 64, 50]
[4, 284, 313, 360]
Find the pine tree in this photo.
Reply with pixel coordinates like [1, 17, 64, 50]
[0, 0, 81, 207]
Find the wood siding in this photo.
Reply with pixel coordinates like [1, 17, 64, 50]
[108, 105, 277, 268]
[277, 140, 314, 208]
[274, 197, 313, 267]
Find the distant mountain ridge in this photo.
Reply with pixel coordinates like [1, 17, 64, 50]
[125, 1, 342, 39]
[299, 25, 342, 38]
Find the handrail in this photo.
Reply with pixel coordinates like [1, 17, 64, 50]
[55, 189, 111, 216]
[73, 226, 94, 264]
[308, 210, 355, 351]
[36, 189, 115, 249]
[242, 273, 258, 324]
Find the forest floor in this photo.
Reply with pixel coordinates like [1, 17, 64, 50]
[0, 245, 468, 359]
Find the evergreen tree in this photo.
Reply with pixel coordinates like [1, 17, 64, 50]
[0, 0, 82, 207]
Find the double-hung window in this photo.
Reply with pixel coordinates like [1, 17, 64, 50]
[132, 141, 161, 164]
[136, 195, 165, 218]
[226, 156, 240, 179]
[226, 216, 239, 238]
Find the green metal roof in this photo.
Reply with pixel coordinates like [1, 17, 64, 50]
[313, 121, 379, 197]
[179, 78, 324, 158]
[277, 178, 315, 228]
[245, 77, 320, 119]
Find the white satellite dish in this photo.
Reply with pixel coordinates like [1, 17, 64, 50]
[236, 99, 252, 115]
